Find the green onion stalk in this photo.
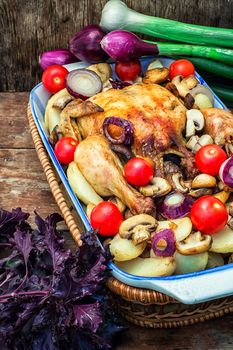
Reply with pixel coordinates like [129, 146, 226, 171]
[100, 0, 233, 48]
[145, 41, 233, 66]
[172, 57, 233, 80]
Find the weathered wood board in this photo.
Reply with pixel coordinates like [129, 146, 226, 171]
[1, 0, 233, 91]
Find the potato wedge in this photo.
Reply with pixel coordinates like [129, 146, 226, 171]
[156, 217, 192, 242]
[110, 234, 146, 262]
[210, 226, 233, 253]
[88, 63, 112, 83]
[207, 252, 224, 269]
[67, 162, 103, 205]
[116, 256, 176, 277]
[45, 88, 71, 132]
[174, 251, 208, 274]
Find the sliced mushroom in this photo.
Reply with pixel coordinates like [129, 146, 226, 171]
[108, 197, 126, 213]
[213, 191, 230, 203]
[183, 93, 195, 109]
[139, 177, 172, 197]
[186, 109, 205, 139]
[119, 214, 157, 245]
[167, 173, 189, 194]
[191, 174, 216, 188]
[165, 82, 180, 97]
[186, 135, 199, 151]
[176, 231, 212, 255]
[189, 188, 213, 197]
[143, 67, 169, 84]
[172, 75, 199, 98]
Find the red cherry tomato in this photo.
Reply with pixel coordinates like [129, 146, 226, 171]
[54, 137, 79, 164]
[115, 60, 141, 81]
[195, 144, 227, 176]
[42, 65, 68, 93]
[90, 202, 123, 236]
[169, 59, 195, 80]
[124, 158, 154, 186]
[190, 196, 228, 235]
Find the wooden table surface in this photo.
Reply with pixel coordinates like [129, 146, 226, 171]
[1, 92, 233, 349]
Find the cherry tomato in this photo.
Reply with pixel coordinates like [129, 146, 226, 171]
[42, 65, 68, 93]
[90, 202, 123, 236]
[124, 158, 154, 186]
[115, 60, 141, 81]
[195, 144, 227, 176]
[54, 137, 79, 164]
[169, 59, 195, 80]
[190, 196, 228, 235]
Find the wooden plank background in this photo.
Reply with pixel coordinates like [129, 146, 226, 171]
[0, 0, 233, 92]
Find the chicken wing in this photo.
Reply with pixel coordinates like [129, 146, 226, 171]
[74, 135, 156, 216]
[202, 108, 233, 155]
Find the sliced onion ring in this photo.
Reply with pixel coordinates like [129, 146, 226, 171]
[160, 192, 194, 219]
[151, 229, 176, 257]
[219, 156, 233, 187]
[65, 68, 102, 100]
[103, 117, 134, 145]
[189, 84, 214, 105]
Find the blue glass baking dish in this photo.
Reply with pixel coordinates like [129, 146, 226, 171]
[30, 56, 233, 305]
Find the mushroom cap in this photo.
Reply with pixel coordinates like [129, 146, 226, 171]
[176, 231, 212, 255]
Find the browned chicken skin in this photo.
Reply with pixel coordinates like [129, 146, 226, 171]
[76, 84, 187, 157]
[202, 108, 233, 155]
[74, 135, 156, 216]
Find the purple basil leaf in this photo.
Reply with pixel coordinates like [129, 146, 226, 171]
[73, 302, 102, 333]
[32, 328, 58, 350]
[13, 229, 32, 265]
[0, 208, 29, 226]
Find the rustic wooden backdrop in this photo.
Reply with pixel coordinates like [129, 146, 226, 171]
[1, 0, 233, 92]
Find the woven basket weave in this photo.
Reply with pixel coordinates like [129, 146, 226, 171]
[27, 104, 233, 328]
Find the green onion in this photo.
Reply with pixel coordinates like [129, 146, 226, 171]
[100, 0, 233, 48]
[146, 42, 233, 66]
[210, 84, 233, 103]
[171, 57, 233, 80]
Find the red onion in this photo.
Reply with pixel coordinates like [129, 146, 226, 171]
[69, 25, 109, 63]
[39, 49, 77, 71]
[160, 192, 194, 219]
[151, 229, 176, 257]
[219, 156, 233, 187]
[65, 69, 102, 100]
[109, 79, 132, 89]
[103, 117, 134, 145]
[101, 30, 158, 62]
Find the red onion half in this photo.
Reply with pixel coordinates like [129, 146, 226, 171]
[103, 117, 134, 145]
[219, 156, 233, 187]
[151, 229, 176, 257]
[160, 192, 194, 219]
[109, 79, 132, 89]
[65, 69, 102, 100]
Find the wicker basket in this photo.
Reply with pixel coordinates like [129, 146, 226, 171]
[27, 105, 233, 328]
